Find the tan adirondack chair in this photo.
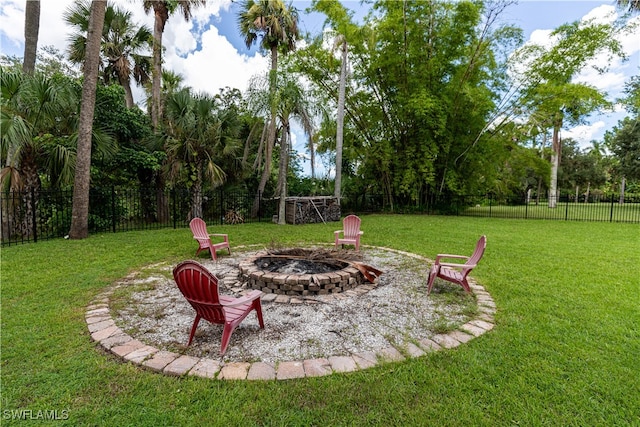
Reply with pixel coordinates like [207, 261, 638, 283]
[334, 215, 364, 251]
[427, 235, 487, 294]
[173, 260, 264, 355]
[189, 217, 230, 261]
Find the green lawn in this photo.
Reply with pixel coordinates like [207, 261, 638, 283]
[1, 215, 639, 426]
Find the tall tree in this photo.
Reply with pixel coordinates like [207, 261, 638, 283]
[238, 0, 299, 218]
[605, 116, 640, 201]
[65, 0, 153, 109]
[69, 0, 107, 239]
[0, 70, 76, 239]
[163, 88, 239, 218]
[274, 74, 314, 224]
[143, 0, 205, 131]
[311, 0, 358, 204]
[515, 18, 625, 207]
[22, 0, 40, 74]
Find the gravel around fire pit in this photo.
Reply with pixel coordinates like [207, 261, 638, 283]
[110, 246, 476, 364]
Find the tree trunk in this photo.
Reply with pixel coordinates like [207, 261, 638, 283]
[277, 122, 289, 225]
[334, 39, 347, 205]
[190, 167, 203, 220]
[548, 121, 561, 209]
[251, 46, 279, 217]
[585, 182, 590, 203]
[22, 0, 40, 75]
[619, 176, 626, 205]
[117, 71, 135, 109]
[18, 154, 41, 239]
[151, 5, 166, 131]
[69, 1, 106, 239]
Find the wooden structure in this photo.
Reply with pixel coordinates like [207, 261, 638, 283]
[173, 260, 264, 355]
[427, 235, 487, 294]
[189, 217, 231, 261]
[284, 196, 340, 225]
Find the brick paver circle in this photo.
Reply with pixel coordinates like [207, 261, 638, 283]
[86, 245, 496, 380]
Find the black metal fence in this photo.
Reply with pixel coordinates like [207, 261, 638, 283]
[344, 192, 640, 222]
[1, 188, 638, 246]
[1, 187, 278, 246]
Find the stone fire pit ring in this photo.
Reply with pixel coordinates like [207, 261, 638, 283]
[238, 251, 367, 296]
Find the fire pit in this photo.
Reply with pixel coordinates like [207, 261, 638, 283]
[238, 249, 378, 296]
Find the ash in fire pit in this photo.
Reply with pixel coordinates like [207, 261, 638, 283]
[239, 249, 377, 296]
[257, 258, 347, 275]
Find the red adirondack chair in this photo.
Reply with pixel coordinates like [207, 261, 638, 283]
[173, 260, 264, 355]
[427, 235, 487, 295]
[189, 217, 231, 261]
[334, 215, 364, 251]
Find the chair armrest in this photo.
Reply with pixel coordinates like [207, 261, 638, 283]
[222, 290, 262, 307]
[358, 231, 364, 235]
[438, 262, 476, 270]
[334, 230, 343, 235]
[208, 233, 228, 237]
[435, 254, 469, 263]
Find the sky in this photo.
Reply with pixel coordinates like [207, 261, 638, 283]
[1, 0, 639, 177]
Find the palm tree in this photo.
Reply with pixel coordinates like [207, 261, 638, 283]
[274, 75, 314, 224]
[238, 0, 299, 218]
[163, 88, 240, 218]
[69, 0, 107, 239]
[65, 0, 153, 109]
[311, 0, 358, 204]
[22, 0, 40, 74]
[334, 35, 347, 204]
[143, 0, 205, 131]
[1, 69, 77, 239]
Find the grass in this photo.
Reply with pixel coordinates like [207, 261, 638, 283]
[1, 215, 639, 426]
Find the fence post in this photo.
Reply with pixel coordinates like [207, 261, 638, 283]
[31, 188, 38, 243]
[111, 187, 117, 233]
[258, 191, 262, 222]
[609, 193, 614, 222]
[564, 193, 569, 221]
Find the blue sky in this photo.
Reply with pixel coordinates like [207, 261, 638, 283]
[1, 0, 638, 177]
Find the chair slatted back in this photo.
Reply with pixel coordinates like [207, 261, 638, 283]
[343, 215, 361, 239]
[173, 261, 226, 325]
[189, 217, 209, 242]
[468, 235, 487, 266]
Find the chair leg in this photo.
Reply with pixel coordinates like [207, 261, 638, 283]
[254, 302, 264, 329]
[427, 265, 439, 295]
[210, 247, 217, 261]
[187, 314, 201, 346]
[220, 323, 236, 355]
[460, 279, 471, 293]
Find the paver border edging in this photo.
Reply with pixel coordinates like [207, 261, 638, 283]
[86, 245, 496, 380]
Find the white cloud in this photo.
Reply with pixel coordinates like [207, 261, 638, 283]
[580, 4, 617, 25]
[1, 0, 75, 56]
[0, 0, 24, 49]
[564, 121, 606, 147]
[528, 29, 556, 48]
[165, 24, 269, 95]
